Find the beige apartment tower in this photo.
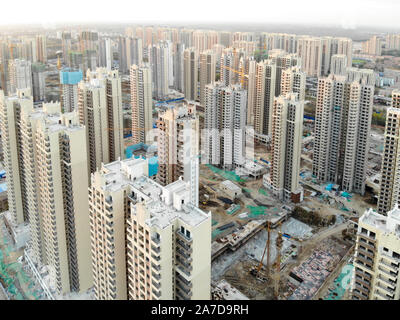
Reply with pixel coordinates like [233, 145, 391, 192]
[1, 92, 93, 295]
[78, 68, 124, 174]
[156, 104, 199, 194]
[351, 206, 400, 300]
[199, 50, 216, 107]
[130, 63, 153, 145]
[34, 108, 92, 295]
[89, 158, 211, 300]
[377, 90, 400, 214]
[183, 48, 198, 101]
[253, 59, 276, 136]
[0, 89, 33, 225]
[264, 93, 304, 203]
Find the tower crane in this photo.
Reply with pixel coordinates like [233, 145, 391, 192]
[272, 221, 283, 299]
[220, 64, 249, 87]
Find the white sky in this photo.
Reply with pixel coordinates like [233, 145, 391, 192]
[2, 0, 400, 29]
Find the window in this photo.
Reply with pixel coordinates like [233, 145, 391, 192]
[186, 230, 191, 239]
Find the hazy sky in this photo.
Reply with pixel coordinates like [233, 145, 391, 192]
[2, 0, 400, 29]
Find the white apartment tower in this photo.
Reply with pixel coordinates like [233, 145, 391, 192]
[203, 82, 247, 170]
[264, 93, 304, 203]
[351, 206, 400, 300]
[126, 177, 210, 300]
[312, 69, 375, 195]
[8, 59, 32, 94]
[220, 50, 235, 87]
[130, 63, 153, 145]
[330, 54, 348, 76]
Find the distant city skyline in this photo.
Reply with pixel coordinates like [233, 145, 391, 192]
[1, 0, 400, 31]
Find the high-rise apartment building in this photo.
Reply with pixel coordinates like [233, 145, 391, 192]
[351, 206, 400, 300]
[330, 54, 348, 76]
[363, 36, 382, 56]
[118, 36, 143, 74]
[264, 93, 304, 203]
[31, 62, 46, 102]
[61, 31, 72, 63]
[89, 158, 211, 300]
[130, 63, 153, 145]
[156, 104, 199, 198]
[60, 68, 83, 112]
[253, 59, 276, 136]
[268, 49, 301, 97]
[149, 41, 171, 99]
[386, 34, 400, 51]
[78, 68, 124, 174]
[128, 37, 143, 70]
[34, 106, 92, 295]
[8, 59, 32, 94]
[0, 89, 92, 295]
[280, 66, 306, 100]
[35, 35, 47, 64]
[0, 88, 33, 225]
[126, 176, 210, 300]
[312, 69, 375, 195]
[377, 90, 400, 214]
[296, 37, 323, 77]
[203, 82, 247, 170]
[246, 58, 257, 126]
[193, 30, 206, 54]
[199, 50, 216, 106]
[173, 43, 185, 93]
[78, 31, 99, 53]
[183, 48, 198, 101]
[219, 31, 232, 47]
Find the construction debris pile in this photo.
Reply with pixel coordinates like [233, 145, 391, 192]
[212, 279, 250, 300]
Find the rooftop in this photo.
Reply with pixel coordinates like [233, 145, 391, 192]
[100, 158, 209, 229]
[360, 206, 400, 237]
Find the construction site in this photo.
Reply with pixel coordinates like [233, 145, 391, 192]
[0, 213, 45, 300]
[201, 130, 366, 300]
